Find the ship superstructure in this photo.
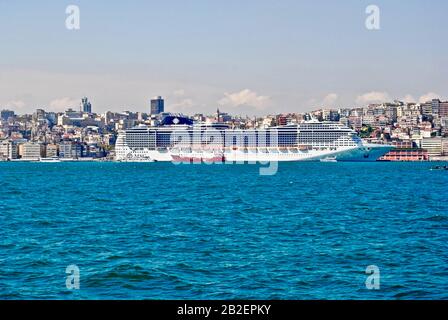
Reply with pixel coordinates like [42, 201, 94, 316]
[115, 119, 392, 162]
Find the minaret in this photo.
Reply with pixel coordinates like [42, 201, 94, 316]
[216, 108, 220, 122]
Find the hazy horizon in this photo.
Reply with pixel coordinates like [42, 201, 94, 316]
[1, 0, 447, 115]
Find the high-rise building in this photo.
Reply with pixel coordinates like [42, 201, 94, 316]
[421, 101, 433, 116]
[439, 101, 448, 117]
[421, 99, 442, 117]
[385, 105, 398, 122]
[150, 96, 164, 115]
[1, 110, 15, 120]
[329, 110, 340, 122]
[431, 99, 441, 116]
[82, 97, 92, 113]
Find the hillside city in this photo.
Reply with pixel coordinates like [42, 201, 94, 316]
[1, 96, 448, 162]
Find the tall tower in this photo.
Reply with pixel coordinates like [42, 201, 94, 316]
[82, 97, 92, 113]
[150, 96, 164, 115]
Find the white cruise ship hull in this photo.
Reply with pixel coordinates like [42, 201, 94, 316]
[116, 145, 392, 162]
[115, 121, 394, 163]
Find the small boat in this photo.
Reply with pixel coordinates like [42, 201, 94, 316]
[430, 165, 448, 171]
[320, 156, 337, 163]
[39, 157, 61, 163]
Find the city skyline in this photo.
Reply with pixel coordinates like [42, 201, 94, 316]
[1, 0, 447, 115]
[1, 94, 447, 118]
[2, 95, 448, 163]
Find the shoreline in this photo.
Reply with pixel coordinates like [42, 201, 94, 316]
[1, 159, 448, 163]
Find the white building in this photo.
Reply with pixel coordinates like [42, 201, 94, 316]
[0, 140, 14, 159]
[45, 144, 58, 158]
[421, 137, 443, 158]
[20, 143, 43, 161]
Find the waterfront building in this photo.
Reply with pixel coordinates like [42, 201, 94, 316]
[84, 144, 105, 158]
[0, 140, 15, 160]
[150, 96, 164, 115]
[442, 138, 448, 156]
[421, 137, 443, 158]
[45, 144, 58, 158]
[58, 141, 82, 159]
[0, 139, 23, 160]
[379, 148, 428, 161]
[20, 142, 44, 161]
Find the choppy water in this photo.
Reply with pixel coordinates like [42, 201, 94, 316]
[0, 162, 447, 299]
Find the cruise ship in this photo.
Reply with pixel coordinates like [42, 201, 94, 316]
[115, 117, 393, 162]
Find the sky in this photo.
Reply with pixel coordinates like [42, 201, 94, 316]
[0, 0, 447, 115]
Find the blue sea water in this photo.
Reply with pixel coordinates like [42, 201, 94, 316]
[0, 162, 447, 300]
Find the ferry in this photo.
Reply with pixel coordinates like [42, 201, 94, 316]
[115, 117, 393, 162]
[39, 157, 61, 163]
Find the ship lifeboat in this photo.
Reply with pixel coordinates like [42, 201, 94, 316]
[298, 145, 312, 151]
[171, 150, 225, 164]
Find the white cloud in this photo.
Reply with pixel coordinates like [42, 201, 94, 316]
[3, 100, 26, 110]
[218, 89, 271, 110]
[419, 92, 440, 103]
[400, 94, 416, 103]
[321, 93, 338, 107]
[173, 89, 185, 96]
[49, 97, 79, 111]
[356, 91, 390, 105]
[170, 98, 194, 112]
